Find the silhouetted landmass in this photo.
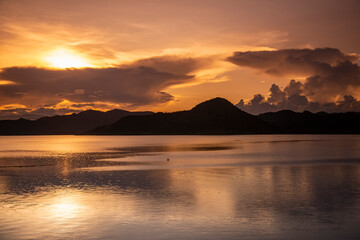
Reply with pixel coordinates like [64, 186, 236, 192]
[0, 109, 152, 135]
[87, 98, 274, 134]
[0, 97, 359, 135]
[258, 110, 360, 134]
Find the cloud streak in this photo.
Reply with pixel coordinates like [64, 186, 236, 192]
[121, 55, 215, 75]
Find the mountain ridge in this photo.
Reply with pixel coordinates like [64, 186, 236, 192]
[86, 97, 276, 135]
[0, 109, 152, 135]
[0, 97, 359, 135]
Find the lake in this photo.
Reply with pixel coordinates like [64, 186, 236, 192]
[0, 135, 360, 240]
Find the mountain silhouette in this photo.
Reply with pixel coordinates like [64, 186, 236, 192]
[258, 110, 360, 134]
[87, 97, 274, 134]
[0, 109, 152, 135]
[1, 98, 359, 135]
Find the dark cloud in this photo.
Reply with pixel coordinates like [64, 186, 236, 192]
[303, 60, 360, 101]
[0, 55, 214, 119]
[121, 55, 214, 75]
[236, 94, 275, 114]
[227, 47, 357, 76]
[228, 48, 360, 102]
[236, 81, 360, 115]
[0, 66, 193, 108]
[268, 84, 286, 104]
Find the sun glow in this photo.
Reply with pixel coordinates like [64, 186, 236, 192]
[44, 49, 92, 68]
[0, 80, 17, 85]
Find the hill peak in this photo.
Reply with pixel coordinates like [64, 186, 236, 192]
[191, 97, 237, 112]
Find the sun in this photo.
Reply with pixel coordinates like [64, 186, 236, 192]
[44, 49, 92, 68]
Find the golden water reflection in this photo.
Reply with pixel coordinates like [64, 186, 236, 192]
[1, 165, 360, 239]
[1, 135, 360, 239]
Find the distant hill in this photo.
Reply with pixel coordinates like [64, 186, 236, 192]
[86, 98, 275, 134]
[1, 98, 359, 135]
[258, 110, 360, 134]
[0, 109, 152, 135]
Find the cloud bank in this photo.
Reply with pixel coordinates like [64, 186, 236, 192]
[236, 81, 360, 115]
[0, 66, 193, 106]
[228, 48, 360, 114]
[0, 55, 199, 119]
[0, 106, 82, 120]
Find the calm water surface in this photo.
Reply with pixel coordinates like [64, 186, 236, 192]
[0, 135, 360, 240]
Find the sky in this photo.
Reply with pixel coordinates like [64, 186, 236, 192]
[0, 0, 360, 119]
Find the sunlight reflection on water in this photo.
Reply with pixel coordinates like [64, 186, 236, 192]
[0, 135, 360, 240]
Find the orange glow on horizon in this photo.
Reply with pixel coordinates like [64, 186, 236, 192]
[0, 80, 17, 85]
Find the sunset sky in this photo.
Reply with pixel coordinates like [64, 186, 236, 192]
[1, 0, 360, 119]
